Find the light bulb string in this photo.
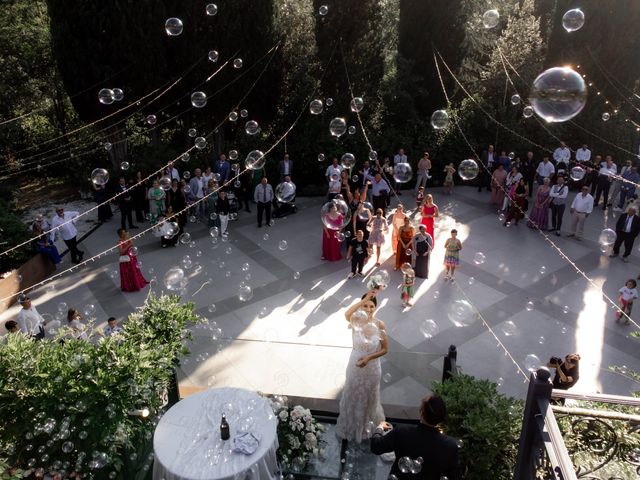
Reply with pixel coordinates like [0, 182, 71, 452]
[0, 44, 281, 258]
[432, 49, 640, 331]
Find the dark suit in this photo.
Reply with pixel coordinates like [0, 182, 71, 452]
[279, 159, 293, 182]
[371, 424, 460, 480]
[613, 213, 640, 257]
[117, 184, 135, 229]
[478, 150, 497, 191]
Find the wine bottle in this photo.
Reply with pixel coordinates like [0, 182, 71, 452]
[220, 414, 230, 440]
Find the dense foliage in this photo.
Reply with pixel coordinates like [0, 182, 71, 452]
[0, 294, 200, 479]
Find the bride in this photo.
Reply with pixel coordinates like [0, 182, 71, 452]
[335, 289, 388, 442]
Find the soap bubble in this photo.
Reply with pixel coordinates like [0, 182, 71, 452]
[309, 99, 323, 115]
[183, 171, 191, 180]
[501, 320, 517, 337]
[146, 114, 157, 125]
[91, 168, 109, 186]
[348, 125, 356, 135]
[164, 267, 185, 291]
[233, 58, 243, 69]
[190, 91, 207, 108]
[240, 109, 248, 118]
[112, 88, 124, 101]
[350, 97, 364, 113]
[602, 112, 610, 122]
[228, 111, 238, 122]
[159, 176, 171, 190]
[529, 67, 587, 123]
[562, 305, 570, 314]
[104, 142, 112, 151]
[245, 150, 266, 170]
[539, 265, 547, 275]
[319, 4, 329, 16]
[393, 163, 413, 183]
[508, 152, 515, 160]
[599, 228, 616, 246]
[187, 128, 197, 138]
[317, 153, 325, 162]
[208, 50, 219, 62]
[482, 9, 500, 29]
[164, 222, 179, 238]
[329, 117, 347, 137]
[382, 372, 392, 383]
[165, 18, 183, 36]
[473, 252, 486, 265]
[278, 240, 288, 251]
[398, 456, 412, 474]
[335, 232, 345, 242]
[325, 97, 334, 106]
[238, 285, 253, 302]
[62, 441, 74, 453]
[448, 300, 476, 327]
[562, 8, 585, 32]
[293, 271, 300, 280]
[98, 88, 114, 105]
[419, 319, 438, 339]
[181, 152, 190, 162]
[195, 137, 207, 149]
[525, 354, 541, 372]
[458, 159, 480, 180]
[228, 149, 239, 160]
[181, 255, 193, 269]
[523, 106, 534, 118]
[320, 200, 352, 229]
[206, 3, 218, 16]
[526, 300, 534, 311]
[276, 181, 296, 203]
[351, 175, 359, 183]
[341, 153, 356, 169]
[570, 166, 585, 181]
[510, 94, 521, 105]
[245, 120, 259, 135]
[179, 233, 192, 245]
[431, 109, 449, 129]
[369, 150, 378, 161]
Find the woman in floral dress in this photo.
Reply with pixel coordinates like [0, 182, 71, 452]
[443, 229, 462, 281]
[367, 208, 388, 266]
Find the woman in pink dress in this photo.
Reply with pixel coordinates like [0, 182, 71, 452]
[118, 228, 149, 292]
[420, 194, 439, 244]
[322, 204, 344, 261]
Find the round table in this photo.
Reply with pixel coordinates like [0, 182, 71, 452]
[153, 387, 279, 480]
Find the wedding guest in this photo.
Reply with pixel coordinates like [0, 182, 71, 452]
[346, 230, 370, 278]
[103, 317, 123, 336]
[166, 179, 187, 234]
[610, 206, 640, 262]
[202, 167, 214, 187]
[371, 173, 390, 213]
[371, 395, 460, 480]
[502, 166, 522, 212]
[16, 294, 47, 340]
[616, 279, 638, 325]
[548, 175, 568, 235]
[254, 177, 274, 228]
[395, 217, 415, 271]
[4, 321, 19, 334]
[443, 229, 462, 281]
[322, 202, 344, 261]
[575, 144, 591, 166]
[32, 222, 61, 265]
[325, 157, 342, 183]
[616, 166, 640, 211]
[391, 204, 407, 254]
[117, 229, 148, 292]
[132, 171, 148, 222]
[527, 177, 551, 230]
[553, 141, 571, 166]
[503, 178, 528, 226]
[521, 151, 535, 197]
[415, 152, 431, 193]
[400, 264, 415, 307]
[412, 225, 433, 279]
[367, 208, 388, 266]
[215, 190, 231, 236]
[443, 163, 456, 195]
[188, 168, 206, 220]
[67, 308, 89, 340]
[535, 155, 555, 186]
[278, 153, 293, 182]
[567, 186, 593, 241]
[93, 184, 113, 222]
[147, 180, 166, 224]
[547, 353, 580, 403]
[353, 201, 372, 242]
[478, 144, 497, 192]
[491, 164, 507, 206]
[116, 177, 138, 230]
[214, 153, 231, 184]
[420, 194, 439, 244]
[593, 155, 617, 209]
[51, 207, 84, 264]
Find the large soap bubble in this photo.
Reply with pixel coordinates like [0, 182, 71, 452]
[165, 18, 184, 36]
[562, 8, 585, 32]
[350, 97, 364, 113]
[164, 267, 186, 291]
[275, 181, 296, 203]
[329, 117, 347, 137]
[238, 285, 253, 302]
[320, 200, 351, 230]
[525, 354, 541, 372]
[448, 300, 476, 327]
[458, 159, 480, 180]
[341, 153, 356, 169]
[112, 88, 124, 101]
[309, 99, 323, 115]
[419, 319, 438, 339]
[91, 168, 109, 186]
[191, 91, 207, 108]
[529, 67, 587, 123]
[482, 9, 500, 29]
[319, 5, 329, 16]
[233, 58, 243, 69]
[393, 163, 413, 183]
[569, 166, 586, 181]
[430, 110, 449, 129]
[473, 252, 486, 265]
[245, 150, 266, 170]
[98, 89, 114, 105]
[599, 228, 616, 246]
[602, 112, 610, 122]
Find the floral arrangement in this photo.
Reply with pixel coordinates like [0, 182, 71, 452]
[269, 396, 325, 472]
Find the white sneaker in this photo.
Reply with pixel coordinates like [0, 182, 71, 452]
[348, 272, 355, 279]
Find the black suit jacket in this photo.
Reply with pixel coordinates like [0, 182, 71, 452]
[279, 159, 293, 177]
[371, 424, 460, 480]
[615, 213, 640, 238]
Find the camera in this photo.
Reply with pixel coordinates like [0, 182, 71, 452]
[549, 356, 562, 366]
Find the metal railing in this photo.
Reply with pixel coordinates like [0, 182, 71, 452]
[514, 368, 640, 480]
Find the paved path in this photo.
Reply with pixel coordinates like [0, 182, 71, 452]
[2, 186, 639, 418]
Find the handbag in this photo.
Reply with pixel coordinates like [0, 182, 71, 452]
[119, 255, 130, 263]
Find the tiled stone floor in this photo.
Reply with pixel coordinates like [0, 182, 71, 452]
[2, 186, 639, 420]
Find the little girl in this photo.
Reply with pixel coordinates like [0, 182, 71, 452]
[443, 163, 456, 195]
[443, 229, 462, 281]
[400, 263, 415, 307]
[415, 186, 425, 212]
[617, 279, 638, 325]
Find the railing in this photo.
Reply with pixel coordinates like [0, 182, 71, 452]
[514, 368, 640, 480]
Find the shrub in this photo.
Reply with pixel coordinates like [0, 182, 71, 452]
[432, 374, 524, 480]
[0, 198, 33, 275]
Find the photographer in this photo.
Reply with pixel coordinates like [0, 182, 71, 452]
[547, 353, 580, 402]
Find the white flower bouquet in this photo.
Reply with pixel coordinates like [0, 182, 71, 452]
[268, 396, 325, 472]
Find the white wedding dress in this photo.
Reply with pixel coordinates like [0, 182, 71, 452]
[335, 322, 385, 442]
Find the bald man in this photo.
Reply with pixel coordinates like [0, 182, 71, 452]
[611, 206, 640, 261]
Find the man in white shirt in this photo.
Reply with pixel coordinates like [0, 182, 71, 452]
[371, 173, 391, 213]
[575, 144, 591, 164]
[103, 317, 124, 336]
[254, 177, 274, 228]
[568, 186, 594, 241]
[548, 175, 568, 235]
[189, 168, 206, 220]
[536, 155, 555, 185]
[393, 148, 407, 167]
[553, 141, 571, 165]
[593, 155, 617, 209]
[325, 158, 342, 183]
[610, 206, 640, 261]
[15, 294, 47, 340]
[415, 152, 432, 193]
[51, 207, 83, 263]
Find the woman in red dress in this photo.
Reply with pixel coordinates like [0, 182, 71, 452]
[420, 194, 439, 244]
[322, 203, 344, 261]
[118, 228, 149, 292]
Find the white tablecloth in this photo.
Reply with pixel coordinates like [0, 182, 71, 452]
[153, 388, 279, 480]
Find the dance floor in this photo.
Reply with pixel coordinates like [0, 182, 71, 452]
[2, 186, 639, 418]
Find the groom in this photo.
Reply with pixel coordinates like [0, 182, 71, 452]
[370, 395, 460, 479]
